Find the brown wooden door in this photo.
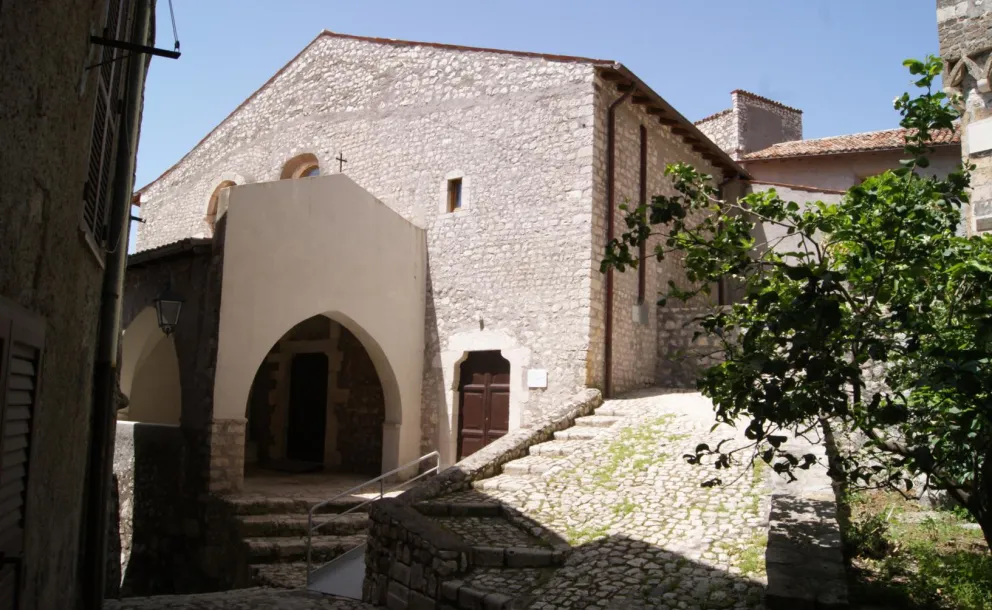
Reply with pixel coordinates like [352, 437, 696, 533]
[457, 351, 510, 460]
[286, 353, 328, 464]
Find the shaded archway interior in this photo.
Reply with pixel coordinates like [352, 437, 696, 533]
[119, 306, 181, 425]
[245, 314, 386, 476]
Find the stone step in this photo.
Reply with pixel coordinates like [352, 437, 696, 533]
[552, 426, 603, 441]
[528, 440, 588, 457]
[501, 455, 561, 476]
[594, 405, 626, 417]
[237, 512, 368, 538]
[223, 495, 368, 516]
[244, 534, 365, 564]
[472, 475, 533, 492]
[573, 415, 620, 428]
[250, 561, 310, 589]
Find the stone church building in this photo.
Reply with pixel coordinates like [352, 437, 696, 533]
[120, 30, 747, 497]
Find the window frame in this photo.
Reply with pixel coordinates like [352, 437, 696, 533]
[447, 178, 463, 213]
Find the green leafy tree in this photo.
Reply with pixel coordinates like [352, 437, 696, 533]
[603, 57, 992, 549]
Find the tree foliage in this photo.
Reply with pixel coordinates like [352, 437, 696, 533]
[603, 57, 992, 549]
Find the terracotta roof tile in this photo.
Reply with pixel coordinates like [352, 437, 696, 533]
[742, 127, 960, 160]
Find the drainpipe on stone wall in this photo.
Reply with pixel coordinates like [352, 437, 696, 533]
[715, 174, 743, 306]
[82, 1, 153, 607]
[604, 86, 633, 398]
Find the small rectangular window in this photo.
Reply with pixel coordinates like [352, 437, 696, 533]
[447, 178, 462, 212]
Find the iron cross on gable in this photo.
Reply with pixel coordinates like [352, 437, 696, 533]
[336, 152, 347, 173]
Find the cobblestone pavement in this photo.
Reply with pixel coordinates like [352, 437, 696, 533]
[444, 389, 773, 609]
[104, 589, 373, 610]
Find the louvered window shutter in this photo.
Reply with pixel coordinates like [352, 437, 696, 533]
[0, 298, 45, 610]
[82, 0, 133, 251]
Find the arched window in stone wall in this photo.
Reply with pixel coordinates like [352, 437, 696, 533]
[281, 153, 320, 180]
[205, 180, 236, 231]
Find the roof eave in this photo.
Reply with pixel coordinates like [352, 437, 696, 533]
[603, 65, 750, 181]
[742, 141, 960, 162]
[127, 237, 213, 268]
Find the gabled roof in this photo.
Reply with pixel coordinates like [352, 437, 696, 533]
[136, 30, 746, 197]
[743, 127, 960, 161]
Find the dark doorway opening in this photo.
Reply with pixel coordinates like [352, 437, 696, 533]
[457, 350, 510, 460]
[286, 352, 328, 465]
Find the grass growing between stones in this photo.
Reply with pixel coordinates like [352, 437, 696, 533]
[581, 415, 683, 489]
[563, 522, 611, 546]
[842, 490, 992, 610]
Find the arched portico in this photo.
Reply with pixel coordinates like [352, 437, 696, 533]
[212, 174, 426, 491]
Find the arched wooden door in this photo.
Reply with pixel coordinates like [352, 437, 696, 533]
[457, 351, 510, 459]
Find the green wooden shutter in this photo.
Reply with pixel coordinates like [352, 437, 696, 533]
[0, 297, 46, 610]
[82, 0, 133, 250]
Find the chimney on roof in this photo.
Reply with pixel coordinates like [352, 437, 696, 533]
[731, 90, 803, 158]
[697, 91, 804, 160]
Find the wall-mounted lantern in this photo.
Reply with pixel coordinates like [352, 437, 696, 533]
[154, 285, 184, 336]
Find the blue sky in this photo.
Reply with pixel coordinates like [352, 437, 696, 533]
[132, 0, 941, 245]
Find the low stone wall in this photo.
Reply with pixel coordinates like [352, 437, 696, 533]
[656, 307, 727, 389]
[404, 388, 601, 503]
[114, 421, 188, 596]
[364, 499, 471, 608]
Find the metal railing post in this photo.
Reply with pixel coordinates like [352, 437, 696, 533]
[304, 451, 441, 586]
[306, 510, 313, 584]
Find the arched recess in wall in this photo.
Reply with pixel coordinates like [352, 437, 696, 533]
[119, 307, 182, 425]
[280, 153, 320, 179]
[203, 173, 250, 235]
[240, 308, 401, 476]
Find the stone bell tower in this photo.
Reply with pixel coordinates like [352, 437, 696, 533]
[937, 0, 992, 234]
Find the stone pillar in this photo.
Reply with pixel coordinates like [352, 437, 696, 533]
[938, 0, 992, 234]
[207, 418, 246, 493]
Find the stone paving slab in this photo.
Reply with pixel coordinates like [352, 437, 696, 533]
[527, 440, 589, 457]
[104, 589, 374, 610]
[501, 454, 564, 475]
[443, 389, 776, 609]
[462, 567, 553, 597]
[434, 516, 548, 548]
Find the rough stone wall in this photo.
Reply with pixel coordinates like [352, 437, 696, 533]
[336, 326, 386, 475]
[656, 307, 727, 389]
[733, 91, 803, 156]
[938, 0, 992, 234]
[695, 110, 738, 156]
[0, 1, 151, 607]
[136, 34, 599, 451]
[589, 74, 723, 396]
[937, 0, 992, 60]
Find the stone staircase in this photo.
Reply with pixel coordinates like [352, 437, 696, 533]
[223, 494, 370, 589]
[472, 407, 622, 493]
[419, 402, 627, 609]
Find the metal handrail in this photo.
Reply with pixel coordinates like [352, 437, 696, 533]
[305, 451, 441, 583]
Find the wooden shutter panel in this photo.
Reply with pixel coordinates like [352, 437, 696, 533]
[82, 0, 133, 249]
[0, 297, 45, 610]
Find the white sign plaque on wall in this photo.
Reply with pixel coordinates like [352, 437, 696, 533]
[967, 117, 992, 155]
[527, 368, 548, 389]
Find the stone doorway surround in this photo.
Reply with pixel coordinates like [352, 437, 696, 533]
[439, 329, 530, 468]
